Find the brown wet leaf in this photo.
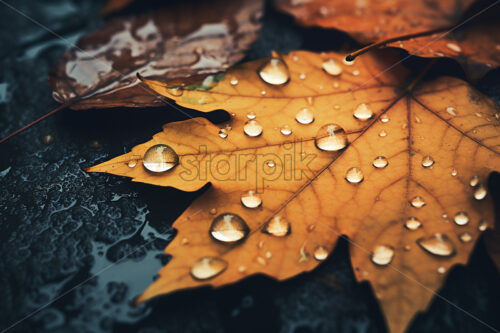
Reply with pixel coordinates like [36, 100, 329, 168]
[275, 0, 500, 80]
[49, 0, 263, 109]
[88, 50, 500, 333]
[102, 0, 134, 15]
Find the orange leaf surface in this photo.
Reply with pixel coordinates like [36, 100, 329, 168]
[88, 50, 500, 333]
[275, 0, 500, 80]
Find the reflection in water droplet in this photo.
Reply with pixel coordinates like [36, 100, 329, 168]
[437, 266, 446, 274]
[263, 216, 290, 237]
[322, 58, 342, 76]
[405, 217, 422, 230]
[380, 115, 389, 123]
[379, 130, 387, 137]
[372, 156, 388, 168]
[295, 108, 314, 124]
[280, 125, 292, 136]
[143, 144, 179, 173]
[210, 213, 249, 243]
[191, 257, 228, 280]
[244, 120, 263, 137]
[353, 103, 373, 120]
[258, 57, 289, 85]
[410, 196, 425, 208]
[421, 156, 434, 168]
[446, 107, 457, 116]
[257, 256, 266, 265]
[209, 208, 217, 215]
[266, 160, 275, 168]
[238, 265, 246, 273]
[459, 232, 472, 243]
[219, 128, 228, 139]
[299, 73, 306, 79]
[261, 90, 266, 95]
[371, 245, 394, 266]
[451, 168, 457, 176]
[314, 246, 328, 261]
[478, 219, 488, 231]
[454, 211, 469, 226]
[230, 77, 238, 86]
[247, 112, 256, 120]
[128, 159, 137, 168]
[470, 175, 479, 187]
[345, 167, 364, 183]
[240, 190, 262, 208]
[352, 69, 360, 76]
[417, 233, 455, 257]
[446, 43, 462, 53]
[474, 184, 487, 200]
[315, 124, 348, 151]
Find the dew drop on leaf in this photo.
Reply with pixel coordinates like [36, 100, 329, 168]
[379, 130, 387, 137]
[437, 266, 446, 274]
[453, 211, 469, 226]
[240, 190, 262, 209]
[280, 125, 292, 136]
[166, 87, 183, 97]
[345, 167, 364, 183]
[446, 42, 462, 53]
[295, 108, 315, 124]
[469, 175, 479, 187]
[191, 257, 228, 280]
[313, 246, 328, 261]
[258, 57, 289, 85]
[478, 219, 488, 231]
[218, 128, 228, 139]
[405, 217, 422, 230]
[210, 213, 250, 243]
[446, 107, 457, 116]
[380, 114, 389, 123]
[353, 103, 373, 120]
[417, 233, 455, 257]
[421, 156, 434, 168]
[322, 58, 342, 76]
[230, 77, 238, 86]
[410, 196, 425, 208]
[371, 245, 394, 266]
[247, 111, 256, 120]
[143, 144, 179, 173]
[209, 208, 217, 215]
[473, 184, 487, 200]
[127, 159, 137, 168]
[263, 216, 290, 237]
[459, 232, 472, 243]
[372, 156, 388, 168]
[244, 120, 263, 137]
[314, 124, 348, 151]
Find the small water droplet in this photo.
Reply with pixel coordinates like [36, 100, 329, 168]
[243, 120, 263, 137]
[415, 116, 422, 124]
[371, 245, 394, 266]
[474, 184, 487, 200]
[266, 160, 275, 168]
[240, 190, 262, 208]
[459, 232, 472, 243]
[263, 216, 290, 237]
[469, 175, 479, 187]
[127, 159, 137, 168]
[143, 144, 179, 173]
[257, 256, 267, 265]
[258, 240, 264, 249]
[478, 219, 488, 231]
[295, 108, 314, 124]
[246, 112, 256, 120]
[417, 233, 455, 257]
[209, 208, 217, 215]
[372, 156, 388, 168]
[421, 156, 434, 168]
[453, 211, 469, 226]
[352, 69, 360, 76]
[41, 135, 55, 145]
[218, 128, 228, 139]
[379, 130, 387, 137]
[166, 87, 183, 97]
[410, 196, 425, 208]
[299, 73, 306, 79]
[334, 104, 340, 110]
[315, 124, 348, 151]
[451, 168, 457, 176]
[280, 125, 292, 136]
[405, 217, 422, 230]
[345, 167, 364, 183]
[210, 213, 249, 243]
[380, 115, 389, 123]
[322, 58, 342, 76]
[307, 224, 315, 232]
[343, 57, 355, 66]
[230, 77, 238, 86]
[238, 265, 246, 273]
[446, 107, 457, 116]
[313, 246, 328, 261]
[353, 103, 373, 120]
[437, 266, 446, 274]
[258, 57, 289, 85]
[191, 257, 228, 280]
[181, 237, 189, 245]
[265, 251, 272, 259]
[446, 42, 462, 53]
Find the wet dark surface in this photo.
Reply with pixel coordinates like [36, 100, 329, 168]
[0, 1, 500, 333]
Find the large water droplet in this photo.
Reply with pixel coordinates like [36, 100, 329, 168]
[295, 108, 314, 124]
[353, 103, 373, 120]
[191, 257, 228, 280]
[240, 190, 262, 209]
[280, 125, 292, 136]
[372, 156, 388, 168]
[263, 216, 290, 237]
[322, 58, 342, 76]
[315, 124, 348, 151]
[421, 156, 434, 168]
[244, 120, 263, 137]
[210, 213, 249, 243]
[313, 246, 328, 261]
[410, 196, 425, 208]
[143, 144, 179, 173]
[417, 233, 455, 257]
[371, 245, 394, 266]
[405, 217, 422, 230]
[474, 184, 487, 200]
[345, 167, 364, 183]
[453, 211, 469, 226]
[258, 57, 289, 85]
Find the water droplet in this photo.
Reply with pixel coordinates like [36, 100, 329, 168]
[258, 57, 289, 85]
[143, 144, 179, 173]
[307, 224, 315, 232]
[265, 251, 272, 259]
[417, 233, 455, 257]
[166, 87, 183, 97]
[470, 175, 479, 187]
[446, 42, 462, 53]
[240, 190, 262, 209]
[230, 77, 238, 86]
[343, 57, 355, 66]
[474, 184, 487, 200]
[446, 107, 457, 116]
[380, 115, 389, 123]
[415, 115, 422, 124]
[238, 265, 246, 273]
[453, 211, 469, 226]
[258, 240, 264, 249]
[263, 216, 290, 237]
[410, 196, 425, 208]
[352, 69, 360, 76]
[421, 156, 434, 168]
[266, 160, 275, 168]
[379, 130, 387, 137]
[210, 213, 250, 243]
[451, 168, 457, 176]
[127, 159, 137, 168]
[243, 120, 263, 137]
[353, 103, 373, 120]
[209, 208, 217, 215]
[313, 246, 328, 261]
[459, 232, 472, 243]
[257, 256, 267, 265]
[372, 156, 388, 168]
[181, 237, 189, 245]
[315, 124, 348, 151]
[295, 108, 314, 124]
[218, 128, 228, 139]
[41, 135, 55, 145]
[280, 125, 292, 136]
[261, 90, 267, 95]
[246, 112, 256, 120]
[437, 266, 446, 274]
[322, 58, 342, 76]
[299, 73, 306, 79]
[478, 219, 488, 231]
[191, 257, 227, 280]
[405, 217, 422, 230]
[345, 167, 364, 183]
[371, 245, 394, 266]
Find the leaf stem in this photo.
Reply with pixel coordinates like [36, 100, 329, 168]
[406, 59, 437, 93]
[345, 25, 454, 62]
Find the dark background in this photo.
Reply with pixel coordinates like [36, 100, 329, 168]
[1, 0, 500, 332]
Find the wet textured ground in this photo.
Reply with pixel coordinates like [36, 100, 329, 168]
[1, 1, 500, 332]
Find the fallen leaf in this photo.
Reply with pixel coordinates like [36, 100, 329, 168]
[49, 0, 263, 109]
[274, 0, 500, 80]
[102, 0, 135, 15]
[88, 50, 500, 333]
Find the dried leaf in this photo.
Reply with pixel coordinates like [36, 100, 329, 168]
[49, 0, 263, 109]
[88, 50, 500, 333]
[275, 0, 500, 79]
